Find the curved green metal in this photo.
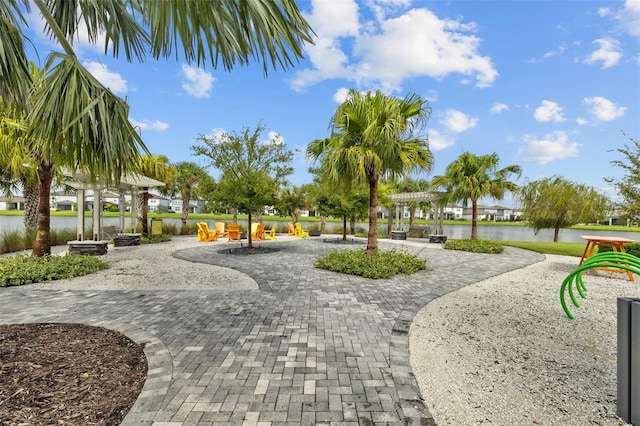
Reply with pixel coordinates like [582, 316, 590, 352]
[560, 252, 640, 319]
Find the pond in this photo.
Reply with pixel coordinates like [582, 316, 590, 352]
[1, 215, 638, 243]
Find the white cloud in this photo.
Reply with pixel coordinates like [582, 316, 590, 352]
[180, 64, 215, 98]
[584, 38, 622, 68]
[440, 109, 478, 133]
[534, 100, 566, 123]
[576, 117, 588, 125]
[583, 96, 626, 121]
[598, 7, 611, 17]
[616, 0, 640, 39]
[292, 3, 497, 92]
[129, 119, 169, 131]
[490, 102, 509, 115]
[428, 129, 455, 151]
[265, 131, 285, 145]
[333, 88, 351, 103]
[83, 61, 128, 94]
[516, 131, 581, 164]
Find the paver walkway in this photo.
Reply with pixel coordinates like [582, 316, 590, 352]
[0, 237, 544, 425]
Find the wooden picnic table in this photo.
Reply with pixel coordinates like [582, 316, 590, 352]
[579, 235, 636, 282]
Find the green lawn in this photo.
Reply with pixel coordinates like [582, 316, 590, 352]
[502, 241, 586, 257]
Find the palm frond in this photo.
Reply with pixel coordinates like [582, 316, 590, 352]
[27, 53, 147, 184]
[0, 0, 31, 106]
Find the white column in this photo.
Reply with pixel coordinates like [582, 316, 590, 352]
[93, 187, 101, 241]
[130, 187, 137, 233]
[119, 192, 125, 233]
[76, 189, 85, 241]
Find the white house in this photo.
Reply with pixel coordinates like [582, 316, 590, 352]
[148, 193, 171, 212]
[171, 198, 204, 214]
[0, 196, 26, 211]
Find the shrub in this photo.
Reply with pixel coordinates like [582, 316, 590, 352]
[598, 242, 640, 258]
[0, 254, 108, 287]
[0, 229, 28, 254]
[444, 239, 504, 254]
[141, 234, 172, 244]
[314, 248, 427, 279]
[161, 222, 180, 235]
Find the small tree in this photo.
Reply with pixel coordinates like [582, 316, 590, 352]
[519, 175, 611, 242]
[605, 133, 640, 224]
[192, 123, 294, 248]
[276, 186, 307, 224]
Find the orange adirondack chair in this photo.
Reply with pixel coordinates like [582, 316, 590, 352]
[287, 223, 296, 236]
[227, 223, 241, 242]
[197, 222, 218, 242]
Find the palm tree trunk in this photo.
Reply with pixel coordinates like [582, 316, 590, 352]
[181, 194, 190, 226]
[409, 207, 416, 226]
[387, 210, 392, 236]
[136, 188, 149, 235]
[367, 177, 379, 254]
[32, 162, 54, 257]
[23, 181, 39, 229]
[320, 214, 327, 233]
[349, 214, 356, 235]
[471, 200, 478, 240]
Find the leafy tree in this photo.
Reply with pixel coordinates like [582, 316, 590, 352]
[1, 1, 314, 255]
[432, 152, 521, 240]
[163, 162, 211, 228]
[192, 123, 294, 248]
[307, 89, 433, 254]
[519, 175, 611, 242]
[275, 186, 307, 224]
[605, 133, 640, 223]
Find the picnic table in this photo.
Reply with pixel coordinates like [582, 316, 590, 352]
[579, 235, 636, 282]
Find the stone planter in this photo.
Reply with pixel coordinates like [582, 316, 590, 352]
[308, 230, 321, 237]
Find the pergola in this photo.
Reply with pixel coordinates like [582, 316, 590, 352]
[63, 171, 165, 242]
[388, 191, 445, 235]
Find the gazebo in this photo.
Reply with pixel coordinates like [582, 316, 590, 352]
[388, 191, 446, 236]
[63, 171, 165, 254]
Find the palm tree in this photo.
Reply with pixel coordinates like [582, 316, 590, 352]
[164, 162, 211, 228]
[1, 1, 314, 255]
[135, 154, 176, 235]
[432, 152, 521, 240]
[307, 89, 433, 254]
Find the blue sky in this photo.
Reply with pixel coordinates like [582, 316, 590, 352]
[24, 0, 640, 205]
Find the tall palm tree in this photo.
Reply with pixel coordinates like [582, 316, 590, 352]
[307, 89, 433, 254]
[1, 1, 314, 255]
[432, 152, 521, 240]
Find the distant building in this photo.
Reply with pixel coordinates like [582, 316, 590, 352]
[0, 196, 26, 211]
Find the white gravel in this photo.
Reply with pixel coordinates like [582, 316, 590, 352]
[410, 254, 639, 426]
[22, 235, 259, 291]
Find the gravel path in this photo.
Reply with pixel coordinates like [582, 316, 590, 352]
[411, 254, 638, 426]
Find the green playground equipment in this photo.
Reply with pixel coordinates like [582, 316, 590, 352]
[560, 251, 640, 319]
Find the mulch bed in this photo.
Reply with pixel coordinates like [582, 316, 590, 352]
[0, 323, 147, 425]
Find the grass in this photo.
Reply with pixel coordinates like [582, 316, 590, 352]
[502, 241, 586, 257]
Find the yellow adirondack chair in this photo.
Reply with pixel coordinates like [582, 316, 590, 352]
[265, 225, 277, 240]
[251, 223, 266, 241]
[295, 222, 309, 238]
[215, 222, 228, 237]
[197, 222, 218, 242]
[287, 223, 296, 236]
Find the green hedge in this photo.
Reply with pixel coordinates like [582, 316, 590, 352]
[598, 242, 640, 258]
[444, 239, 505, 254]
[0, 254, 108, 287]
[314, 248, 427, 279]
